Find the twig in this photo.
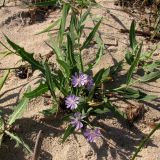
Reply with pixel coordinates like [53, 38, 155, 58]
[33, 130, 43, 160]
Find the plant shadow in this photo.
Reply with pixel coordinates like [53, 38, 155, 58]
[89, 113, 156, 160]
[0, 115, 64, 160]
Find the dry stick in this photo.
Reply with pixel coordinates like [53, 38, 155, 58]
[33, 130, 43, 160]
[120, 28, 160, 39]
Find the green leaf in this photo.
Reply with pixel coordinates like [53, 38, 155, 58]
[117, 88, 157, 102]
[129, 20, 137, 49]
[66, 34, 76, 67]
[143, 61, 160, 72]
[41, 104, 58, 117]
[36, 18, 60, 35]
[4, 35, 44, 73]
[117, 88, 140, 99]
[48, 35, 64, 61]
[131, 123, 160, 160]
[93, 68, 105, 86]
[58, 3, 70, 44]
[88, 69, 105, 100]
[69, 14, 78, 44]
[125, 50, 134, 65]
[105, 100, 127, 119]
[93, 107, 110, 114]
[57, 59, 70, 78]
[43, 63, 56, 95]
[43, 63, 67, 96]
[141, 95, 157, 102]
[126, 43, 142, 85]
[0, 70, 10, 91]
[8, 87, 31, 125]
[139, 72, 160, 82]
[87, 45, 104, 71]
[81, 19, 102, 50]
[62, 125, 75, 143]
[79, 6, 91, 25]
[101, 68, 110, 82]
[110, 60, 123, 76]
[74, 53, 83, 71]
[5, 130, 32, 153]
[24, 83, 48, 99]
[32, 0, 58, 6]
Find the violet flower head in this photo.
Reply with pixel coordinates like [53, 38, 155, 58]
[65, 95, 80, 110]
[84, 128, 101, 143]
[70, 112, 85, 130]
[71, 72, 88, 87]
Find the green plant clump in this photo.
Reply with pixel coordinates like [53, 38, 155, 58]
[0, 1, 159, 156]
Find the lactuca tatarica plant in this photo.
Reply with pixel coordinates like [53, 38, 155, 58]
[1, 1, 159, 143]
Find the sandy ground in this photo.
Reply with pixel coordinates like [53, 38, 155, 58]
[0, 0, 160, 160]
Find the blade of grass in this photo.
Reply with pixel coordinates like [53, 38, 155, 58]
[131, 123, 160, 160]
[129, 20, 137, 49]
[126, 43, 142, 85]
[36, 18, 60, 35]
[0, 70, 10, 91]
[81, 18, 102, 50]
[8, 87, 31, 125]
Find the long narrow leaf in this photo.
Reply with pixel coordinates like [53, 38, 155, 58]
[129, 20, 137, 49]
[5, 130, 32, 153]
[126, 43, 142, 85]
[79, 7, 91, 25]
[87, 45, 103, 71]
[139, 72, 160, 82]
[62, 125, 75, 143]
[48, 34, 64, 60]
[41, 104, 58, 117]
[4, 35, 44, 73]
[105, 100, 127, 120]
[81, 19, 102, 50]
[58, 3, 70, 44]
[67, 34, 76, 67]
[57, 59, 70, 78]
[8, 87, 31, 125]
[0, 70, 10, 91]
[36, 18, 60, 35]
[25, 83, 48, 99]
[43, 63, 56, 95]
[94, 68, 105, 86]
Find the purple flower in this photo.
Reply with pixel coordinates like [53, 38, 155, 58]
[84, 128, 101, 142]
[65, 95, 80, 110]
[70, 112, 85, 130]
[71, 72, 88, 87]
